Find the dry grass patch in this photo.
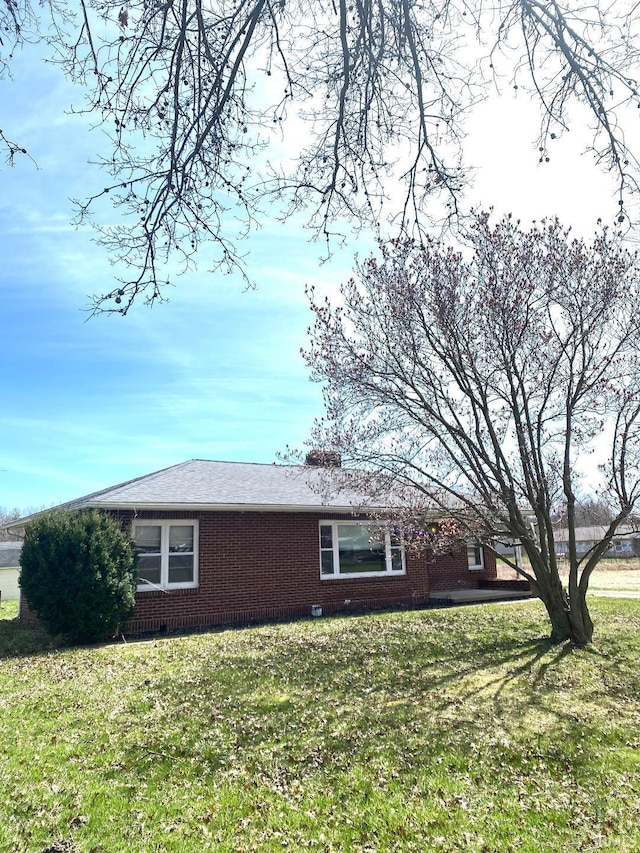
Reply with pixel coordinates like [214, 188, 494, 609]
[498, 557, 640, 594]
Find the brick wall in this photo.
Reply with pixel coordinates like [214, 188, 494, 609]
[19, 510, 498, 634]
[120, 510, 430, 633]
[428, 544, 497, 591]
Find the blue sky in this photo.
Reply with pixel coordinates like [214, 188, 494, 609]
[0, 41, 624, 511]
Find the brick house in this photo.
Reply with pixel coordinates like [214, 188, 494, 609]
[16, 459, 498, 634]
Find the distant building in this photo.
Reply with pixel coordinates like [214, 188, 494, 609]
[553, 526, 640, 559]
[0, 541, 22, 601]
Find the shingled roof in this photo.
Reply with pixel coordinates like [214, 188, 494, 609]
[21, 459, 384, 516]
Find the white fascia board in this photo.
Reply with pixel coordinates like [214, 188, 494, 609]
[6, 502, 446, 522]
[82, 501, 390, 514]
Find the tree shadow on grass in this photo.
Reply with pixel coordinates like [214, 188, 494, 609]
[108, 627, 628, 796]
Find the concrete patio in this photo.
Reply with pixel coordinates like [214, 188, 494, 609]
[429, 587, 535, 605]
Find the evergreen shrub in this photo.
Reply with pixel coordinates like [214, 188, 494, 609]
[20, 509, 136, 643]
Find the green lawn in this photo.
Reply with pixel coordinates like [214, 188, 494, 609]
[0, 599, 17, 619]
[1, 600, 640, 852]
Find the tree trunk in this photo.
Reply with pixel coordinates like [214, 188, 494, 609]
[537, 581, 593, 645]
[568, 588, 593, 645]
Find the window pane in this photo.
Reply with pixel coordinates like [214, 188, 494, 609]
[389, 528, 402, 547]
[168, 554, 194, 584]
[134, 525, 161, 553]
[320, 525, 333, 550]
[390, 549, 404, 572]
[467, 544, 482, 568]
[337, 525, 385, 573]
[169, 525, 193, 552]
[321, 551, 335, 575]
[137, 555, 161, 585]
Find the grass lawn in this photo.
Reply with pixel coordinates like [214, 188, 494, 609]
[0, 600, 18, 620]
[1, 600, 640, 853]
[557, 558, 640, 595]
[589, 571, 640, 593]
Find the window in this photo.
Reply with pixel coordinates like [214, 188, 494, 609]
[132, 521, 198, 590]
[467, 542, 484, 571]
[319, 521, 405, 578]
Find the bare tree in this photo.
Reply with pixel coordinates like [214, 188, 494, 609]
[1, 0, 28, 163]
[0, 508, 23, 540]
[2, 0, 640, 310]
[0, 0, 60, 166]
[303, 213, 640, 645]
[553, 496, 615, 528]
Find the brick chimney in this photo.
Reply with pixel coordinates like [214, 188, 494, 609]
[304, 450, 342, 468]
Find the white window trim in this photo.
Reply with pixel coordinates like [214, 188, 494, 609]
[132, 520, 199, 592]
[319, 520, 406, 579]
[467, 542, 484, 571]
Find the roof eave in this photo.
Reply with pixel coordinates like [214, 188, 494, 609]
[80, 501, 391, 514]
[4, 499, 447, 523]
